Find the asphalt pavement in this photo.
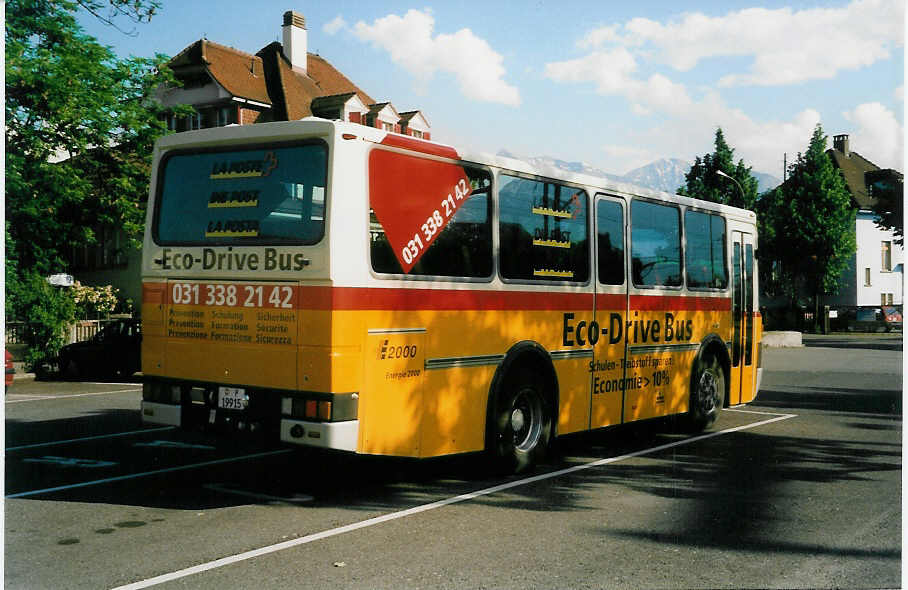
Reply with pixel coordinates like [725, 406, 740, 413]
[4, 332, 902, 589]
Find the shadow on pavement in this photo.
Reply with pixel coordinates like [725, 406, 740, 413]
[752, 385, 901, 415]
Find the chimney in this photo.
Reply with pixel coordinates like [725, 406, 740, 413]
[833, 134, 850, 157]
[282, 10, 307, 73]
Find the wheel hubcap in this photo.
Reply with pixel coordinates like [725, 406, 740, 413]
[698, 371, 718, 413]
[510, 408, 526, 432]
[509, 389, 543, 451]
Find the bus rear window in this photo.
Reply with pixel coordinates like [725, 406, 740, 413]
[154, 142, 328, 245]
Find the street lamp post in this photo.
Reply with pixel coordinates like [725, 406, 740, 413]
[716, 169, 745, 205]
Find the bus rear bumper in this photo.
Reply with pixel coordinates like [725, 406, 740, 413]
[280, 418, 359, 451]
[141, 401, 182, 426]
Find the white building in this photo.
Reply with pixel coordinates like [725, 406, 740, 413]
[823, 134, 904, 309]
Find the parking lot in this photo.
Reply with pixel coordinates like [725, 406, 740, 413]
[5, 334, 902, 589]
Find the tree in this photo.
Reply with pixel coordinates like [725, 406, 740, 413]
[678, 128, 758, 210]
[5, 0, 181, 278]
[869, 171, 904, 246]
[765, 124, 856, 329]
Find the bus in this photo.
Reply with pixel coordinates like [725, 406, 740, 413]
[140, 118, 762, 472]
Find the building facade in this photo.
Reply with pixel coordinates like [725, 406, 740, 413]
[158, 10, 430, 138]
[823, 134, 904, 309]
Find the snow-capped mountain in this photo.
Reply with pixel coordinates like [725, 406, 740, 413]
[496, 150, 625, 184]
[622, 158, 691, 193]
[496, 150, 782, 194]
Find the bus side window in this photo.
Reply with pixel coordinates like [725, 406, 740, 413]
[596, 198, 624, 285]
[498, 175, 589, 283]
[685, 210, 728, 289]
[369, 163, 492, 278]
[630, 200, 681, 288]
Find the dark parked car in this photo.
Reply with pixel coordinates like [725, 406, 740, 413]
[58, 319, 142, 379]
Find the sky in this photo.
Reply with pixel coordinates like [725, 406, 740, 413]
[78, 0, 905, 178]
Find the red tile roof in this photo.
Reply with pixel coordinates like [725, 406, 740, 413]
[167, 39, 375, 121]
[169, 40, 272, 105]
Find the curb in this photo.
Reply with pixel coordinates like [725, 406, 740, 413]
[762, 331, 803, 347]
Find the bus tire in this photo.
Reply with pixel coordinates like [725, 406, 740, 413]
[490, 370, 552, 473]
[688, 354, 724, 431]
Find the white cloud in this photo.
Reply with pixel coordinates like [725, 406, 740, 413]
[842, 102, 904, 169]
[576, 0, 904, 87]
[543, 0, 903, 175]
[544, 49, 692, 115]
[352, 9, 520, 106]
[323, 15, 347, 35]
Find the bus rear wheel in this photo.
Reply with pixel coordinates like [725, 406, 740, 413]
[688, 354, 724, 431]
[490, 371, 552, 473]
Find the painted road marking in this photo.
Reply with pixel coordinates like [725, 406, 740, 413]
[5, 388, 141, 404]
[5, 449, 292, 499]
[133, 440, 217, 450]
[203, 483, 314, 504]
[22, 456, 118, 468]
[112, 410, 798, 590]
[6, 427, 176, 452]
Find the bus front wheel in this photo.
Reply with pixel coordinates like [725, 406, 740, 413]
[688, 354, 724, 431]
[491, 371, 552, 473]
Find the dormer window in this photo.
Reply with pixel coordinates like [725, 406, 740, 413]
[382, 122, 394, 132]
[411, 130, 423, 139]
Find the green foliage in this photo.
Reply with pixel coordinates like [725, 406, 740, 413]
[9, 272, 77, 370]
[678, 128, 759, 210]
[5, 0, 180, 276]
[759, 124, 856, 322]
[870, 173, 904, 246]
[6, 0, 179, 362]
[75, 0, 161, 33]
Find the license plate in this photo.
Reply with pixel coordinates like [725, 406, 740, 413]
[218, 387, 247, 410]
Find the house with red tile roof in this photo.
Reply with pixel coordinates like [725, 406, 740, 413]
[157, 10, 430, 139]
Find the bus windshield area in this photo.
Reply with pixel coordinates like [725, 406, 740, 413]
[155, 142, 328, 246]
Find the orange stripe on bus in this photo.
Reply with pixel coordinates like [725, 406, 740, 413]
[142, 282, 167, 304]
[145, 282, 733, 312]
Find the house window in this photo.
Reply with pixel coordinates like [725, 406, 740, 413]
[381, 121, 394, 132]
[216, 107, 233, 127]
[411, 130, 423, 139]
[888, 293, 894, 305]
[882, 241, 892, 271]
[189, 112, 203, 130]
[865, 268, 872, 286]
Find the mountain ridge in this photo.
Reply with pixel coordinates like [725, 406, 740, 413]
[496, 151, 782, 194]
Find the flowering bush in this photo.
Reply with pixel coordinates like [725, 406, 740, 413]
[71, 281, 119, 318]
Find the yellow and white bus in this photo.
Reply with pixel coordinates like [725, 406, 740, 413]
[141, 118, 761, 472]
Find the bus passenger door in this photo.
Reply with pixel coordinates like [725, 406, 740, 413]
[730, 231, 756, 405]
[590, 195, 627, 429]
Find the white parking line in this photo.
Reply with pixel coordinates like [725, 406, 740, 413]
[5, 388, 141, 404]
[6, 426, 175, 451]
[111, 411, 798, 590]
[725, 406, 791, 416]
[5, 449, 292, 499]
[203, 483, 314, 504]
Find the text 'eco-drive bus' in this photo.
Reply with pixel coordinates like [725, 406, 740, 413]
[141, 118, 761, 472]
